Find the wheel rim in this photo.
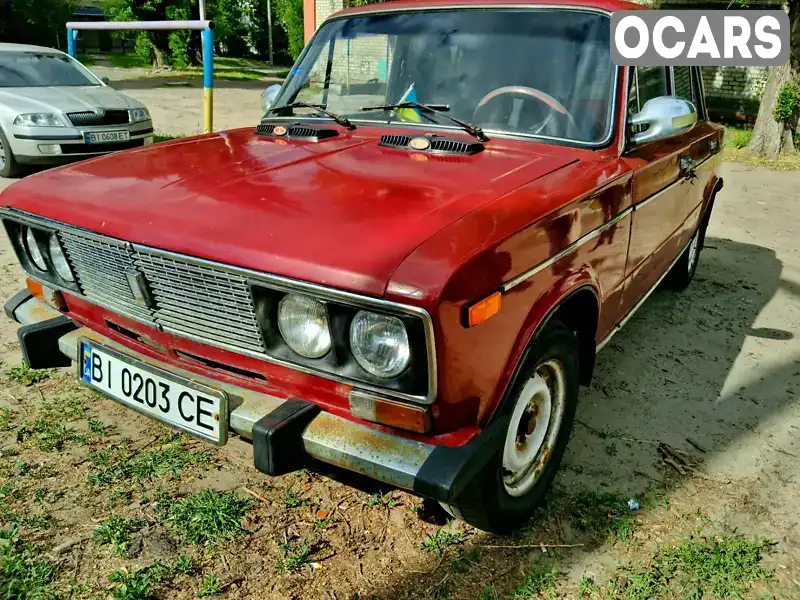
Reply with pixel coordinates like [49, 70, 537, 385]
[502, 359, 566, 497]
[0, 137, 6, 170]
[687, 232, 700, 274]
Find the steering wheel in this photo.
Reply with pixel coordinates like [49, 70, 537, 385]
[473, 86, 579, 137]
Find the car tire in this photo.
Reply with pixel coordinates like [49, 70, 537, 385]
[665, 227, 702, 290]
[442, 321, 580, 533]
[0, 128, 22, 178]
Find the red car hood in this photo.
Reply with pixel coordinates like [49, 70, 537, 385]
[1, 127, 576, 296]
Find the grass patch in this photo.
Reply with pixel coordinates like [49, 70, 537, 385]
[283, 488, 306, 508]
[107, 53, 150, 69]
[6, 364, 56, 386]
[88, 442, 212, 486]
[579, 574, 601, 597]
[567, 491, 639, 542]
[418, 529, 469, 556]
[154, 133, 181, 143]
[365, 491, 398, 508]
[93, 516, 146, 556]
[17, 417, 87, 452]
[511, 563, 559, 599]
[196, 573, 222, 597]
[276, 538, 312, 573]
[167, 490, 254, 544]
[77, 53, 96, 66]
[0, 407, 12, 431]
[0, 529, 58, 599]
[606, 535, 773, 599]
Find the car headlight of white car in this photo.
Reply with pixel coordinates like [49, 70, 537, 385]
[130, 108, 151, 123]
[13, 113, 64, 127]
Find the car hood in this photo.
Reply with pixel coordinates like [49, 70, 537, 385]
[0, 85, 140, 116]
[0, 127, 576, 296]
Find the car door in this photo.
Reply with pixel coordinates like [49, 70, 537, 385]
[618, 65, 709, 316]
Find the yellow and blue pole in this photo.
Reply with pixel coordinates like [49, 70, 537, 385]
[202, 27, 214, 134]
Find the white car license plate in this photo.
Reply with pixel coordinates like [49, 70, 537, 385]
[79, 341, 227, 444]
[84, 130, 131, 144]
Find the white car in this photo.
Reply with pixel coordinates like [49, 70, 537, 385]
[0, 43, 154, 177]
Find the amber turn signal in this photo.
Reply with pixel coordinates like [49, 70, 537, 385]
[467, 291, 502, 327]
[27, 278, 66, 311]
[349, 390, 431, 433]
[25, 278, 43, 300]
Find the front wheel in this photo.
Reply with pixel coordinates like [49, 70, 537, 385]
[0, 128, 22, 179]
[442, 321, 580, 533]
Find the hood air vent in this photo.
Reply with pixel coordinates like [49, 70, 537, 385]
[255, 122, 338, 141]
[379, 134, 484, 155]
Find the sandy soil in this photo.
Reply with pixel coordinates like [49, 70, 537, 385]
[0, 161, 798, 599]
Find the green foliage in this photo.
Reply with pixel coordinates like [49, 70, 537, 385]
[726, 126, 753, 150]
[167, 490, 254, 544]
[283, 488, 306, 508]
[0, 408, 12, 431]
[418, 529, 468, 556]
[108, 562, 169, 600]
[0, 529, 58, 600]
[607, 535, 773, 600]
[166, 4, 191, 69]
[196, 573, 222, 597]
[579, 574, 601, 598]
[88, 442, 212, 486]
[0, 0, 77, 48]
[17, 417, 87, 452]
[511, 563, 559, 599]
[6, 365, 56, 386]
[276, 538, 312, 572]
[773, 83, 799, 122]
[365, 492, 398, 508]
[93, 516, 146, 556]
[568, 491, 638, 541]
[275, 0, 305, 60]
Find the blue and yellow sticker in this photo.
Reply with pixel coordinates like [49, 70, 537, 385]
[81, 345, 92, 383]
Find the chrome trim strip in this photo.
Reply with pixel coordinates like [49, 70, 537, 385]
[501, 153, 715, 292]
[501, 204, 633, 292]
[0, 208, 438, 405]
[271, 5, 619, 150]
[47, 318, 433, 492]
[596, 235, 693, 353]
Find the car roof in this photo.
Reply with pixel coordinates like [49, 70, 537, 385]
[0, 43, 66, 55]
[334, 0, 644, 19]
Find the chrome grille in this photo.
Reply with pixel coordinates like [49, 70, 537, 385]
[59, 232, 155, 323]
[134, 252, 265, 353]
[58, 230, 265, 355]
[67, 110, 130, 127]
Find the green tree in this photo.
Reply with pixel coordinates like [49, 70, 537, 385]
[274, 0, 304, 60]
[0, 0, 78, 48]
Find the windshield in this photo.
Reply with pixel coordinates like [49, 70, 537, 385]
[0, 52, 100, 87]
[271, 9, 616, 145]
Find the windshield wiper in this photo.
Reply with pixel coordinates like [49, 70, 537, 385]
[360, 102, 488, 142]
[268, 102, 356, 131]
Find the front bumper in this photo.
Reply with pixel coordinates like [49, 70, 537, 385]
[6, 292, 500, 502]
[10, 122, 154, 164]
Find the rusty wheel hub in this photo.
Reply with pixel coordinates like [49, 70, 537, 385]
[501, 359, 566, 497]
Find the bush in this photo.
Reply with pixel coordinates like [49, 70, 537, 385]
[773, 82, 799, 122]
[275, 0, 305, 60]
[727, 126, 753, 150]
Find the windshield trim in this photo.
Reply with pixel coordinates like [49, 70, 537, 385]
[269, 5, 620, 150]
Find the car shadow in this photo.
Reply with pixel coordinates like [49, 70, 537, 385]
[320, 235, 792, 599]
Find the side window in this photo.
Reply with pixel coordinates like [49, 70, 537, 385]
[628, 66, 668, 114]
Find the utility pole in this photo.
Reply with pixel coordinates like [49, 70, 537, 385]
[267, 0, 274, 65]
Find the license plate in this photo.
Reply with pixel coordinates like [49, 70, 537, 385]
[84, 130, 130, 144]
[79, 341, 227, 444]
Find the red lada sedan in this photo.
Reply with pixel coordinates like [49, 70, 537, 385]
[1, 0, 722, 532]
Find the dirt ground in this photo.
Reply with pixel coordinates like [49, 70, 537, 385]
[0, 159, 799, 600]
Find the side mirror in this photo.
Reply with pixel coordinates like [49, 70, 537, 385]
[101, 76, 111, 86]
[629, 96, 697, 145]
[262, 84, 282, 113]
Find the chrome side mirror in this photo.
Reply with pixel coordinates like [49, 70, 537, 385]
[262, 84, 282, 113]
[629, 96, 697, 145]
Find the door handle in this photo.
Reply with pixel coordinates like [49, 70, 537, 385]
[679, 156, 696, 172]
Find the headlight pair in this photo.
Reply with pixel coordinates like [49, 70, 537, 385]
[13, 113, 64, 127]
[18, 225, 75, 284]
[131, 108, 150, 123]
[276, 293, 411, 379]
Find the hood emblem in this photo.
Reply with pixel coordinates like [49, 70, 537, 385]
[95, 108, 106, 117]
[409, 137, 431, 151]
[125, 269, 155, 308]
[273, 125, 288, 136]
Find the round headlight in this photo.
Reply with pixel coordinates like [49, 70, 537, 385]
[48, 234, 74, 282]
[277, 294, 332, 358]
[24, 227, 47, 272]
[349, 311, 410, 379]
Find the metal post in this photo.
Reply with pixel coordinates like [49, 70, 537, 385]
[267, 0, 274, 66]
[199, 0, 206, 55]
[67, 28, 77, 58]
[203, 27, 214, 133]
